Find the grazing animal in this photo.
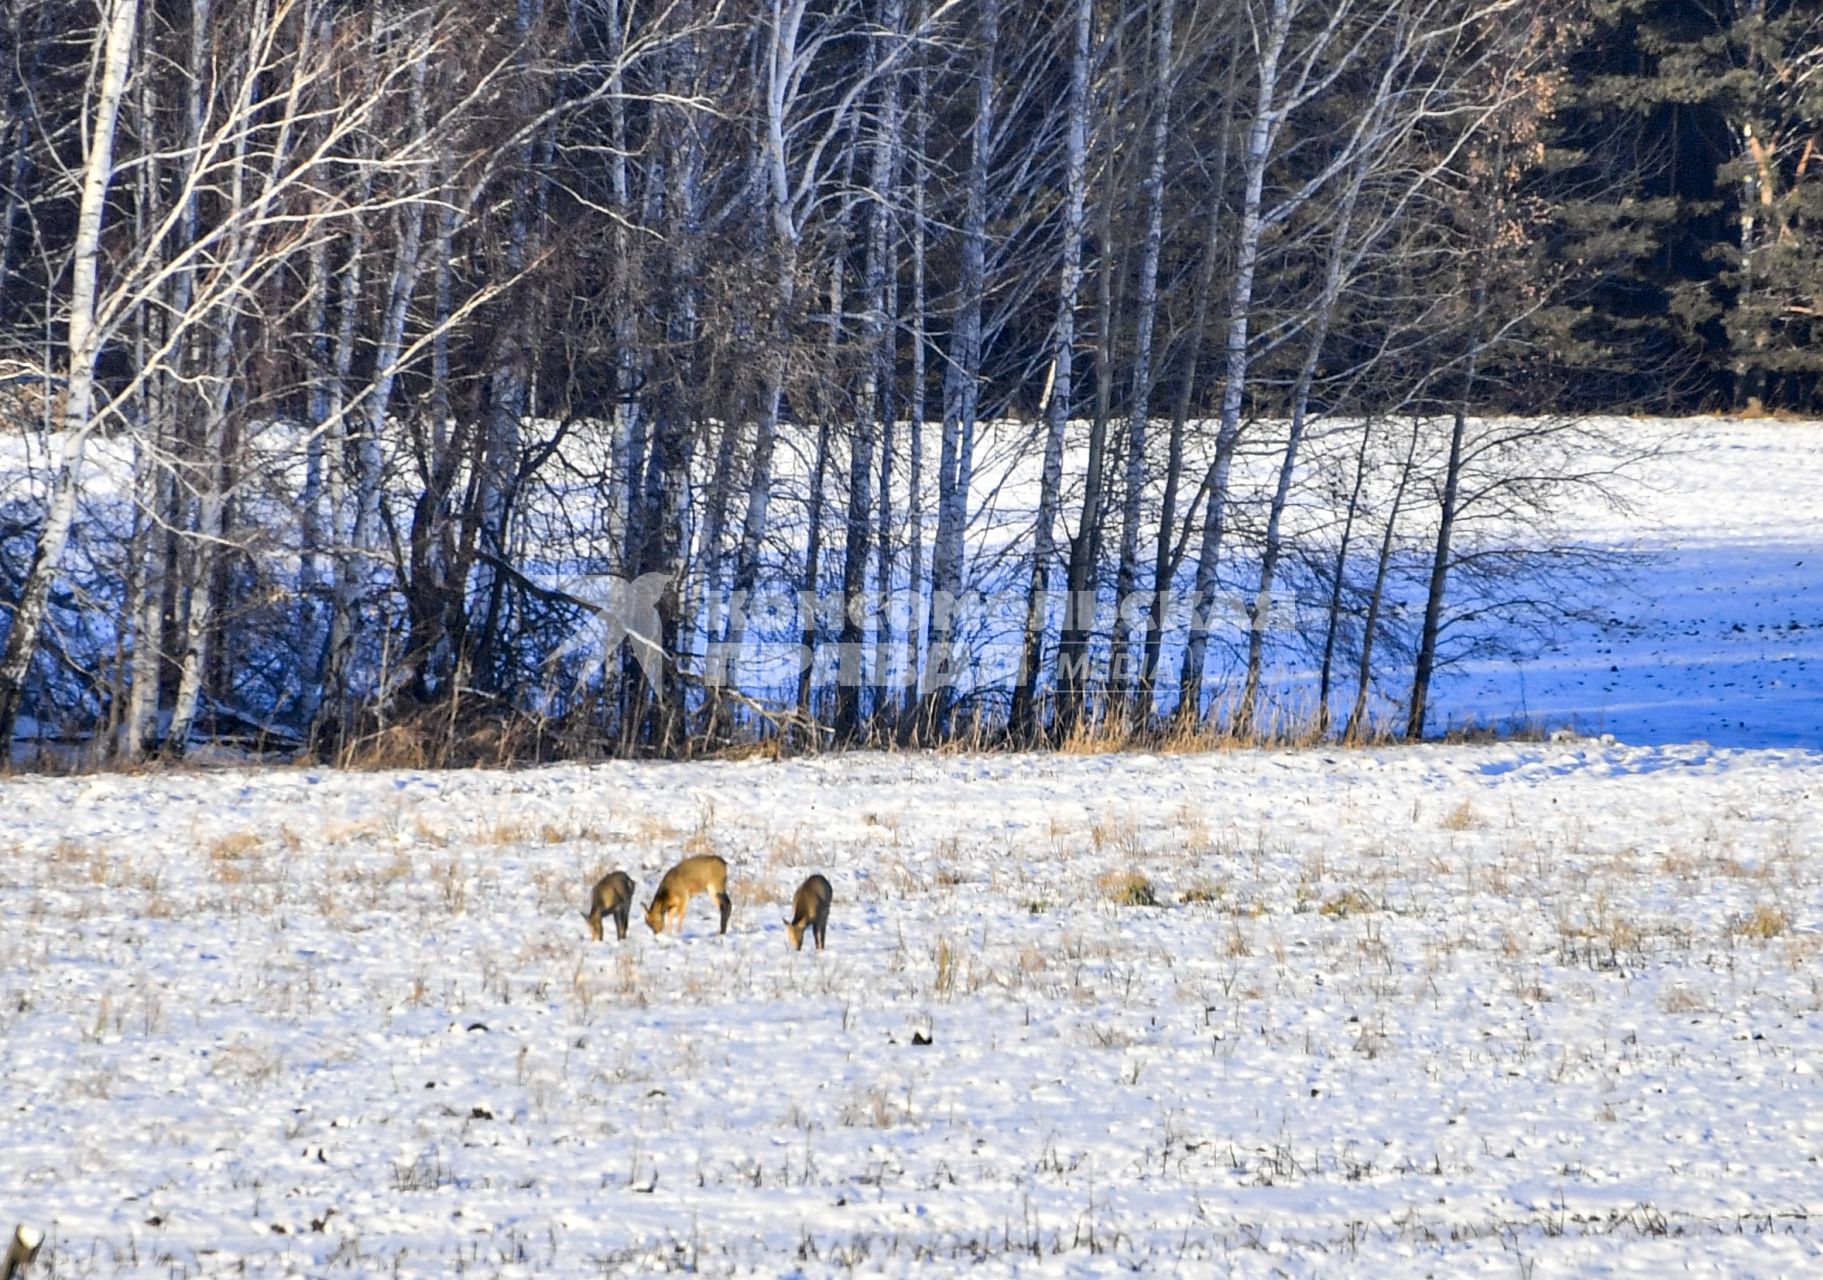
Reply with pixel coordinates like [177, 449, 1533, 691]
[644, 854, 732, 936]
[784, 873, 832, 951]
[582, 870, 636, 942]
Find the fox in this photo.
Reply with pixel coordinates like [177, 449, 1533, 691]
[582, 870, 636, 942]
[644, 854, 732, 936]
[784, 873, 832, 951]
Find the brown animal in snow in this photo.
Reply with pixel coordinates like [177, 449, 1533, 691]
[582, 870, 636, 942]
[644, 854, 732, 936]
[784, 873, 832, 951]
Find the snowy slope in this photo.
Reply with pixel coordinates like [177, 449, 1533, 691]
[1431, 419, 1823, 747]
[5, 744, 1823, 1276]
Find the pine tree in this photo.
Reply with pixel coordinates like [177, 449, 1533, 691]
[1544, 0, 1823, 411]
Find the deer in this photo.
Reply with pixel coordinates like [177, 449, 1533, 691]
[644, 854, 732, 936]
[581, 870, 636, 942]
[784, 873, 832, 951]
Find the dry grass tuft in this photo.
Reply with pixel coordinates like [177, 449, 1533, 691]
[209, 831, 264, 882]
[48, 836, 113, 885]
[206, 831, 262, 862]
[1057, 718, 1136, 756]
[342, 724, 431, 771]
[1156, 716, 1226, 754]
[1097, 869, 1158, 908]
[1318, 888, 1375, 918]
[630, 814, 682, 847]
[1731, 904, 1790, 941]
[1730, 396, 1816, 422]
[435, 858, 469, 915]
[1604, 915, 1642, 954]
[766, 827, 807, 867]
[1440, 799, 1484, 831]
[479, 818, 565, 846]
[321, 818, 384, 846]
[1087, 815, 1140, 859]
[731, 876, 788, 909]
[932, 936, 959, 996]
[1660, 986, 1711, 1014]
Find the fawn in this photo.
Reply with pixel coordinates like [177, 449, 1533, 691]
[784, 873, 832, 951]
[582, 870, 636, 942]
[644, 854, 732, 936]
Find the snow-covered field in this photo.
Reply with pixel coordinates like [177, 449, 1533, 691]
[1431, 419, 1823, 748]
[5, 742, 1823, 1276]
[3, 419, 1821, 1275]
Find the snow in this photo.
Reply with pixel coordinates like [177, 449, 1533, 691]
[3, 418, 1821, 1273]
[1431, 419, 1823, 747]
[5, 742, 1823, 1275]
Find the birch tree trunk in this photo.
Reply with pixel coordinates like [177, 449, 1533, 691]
[628, 14, 709, 752]
[401, 190, 463, 703]
[1012, 0, 1091, 742]
[1140, 60, 1236, 722]
[164, 334, 238, 754]
[871, 268, 900, 736]
[723, 0, 808, 689]
[1344, 416, 1421, 744]
[123, 420, 170, 757]
[1108, 0, 1173, 723]
[154, 0, 219, 753]
[468, 0, 544, 693]
[697, 418, 739, 693]
[898, 34, 930, 733]
[1316, 420, 1373, 737]
[1408, 359, 1477, 740]
[598, 0, 642, 578]
[1234, 146, 1370, 738]
[850, 0, 904, 742]
[0, 1, 48, 328]
[797, 413, 834, 736]
[294, 236, 330, 705]
[920, 0, 996, 741]
[1177, 0, 1293, 723]
[1058, 77, 1123, 737]
[722, 250, 792, 672]
[169, 0, 307, 753]
[315, 88, 432, 749]
[300, 214, 364, 743]
[120, 59, 174, 760]
[834, 130, 875, 740]
[0, 0, 138, 748]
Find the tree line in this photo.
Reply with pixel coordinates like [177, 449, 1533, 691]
[0, 0, 1811, 763]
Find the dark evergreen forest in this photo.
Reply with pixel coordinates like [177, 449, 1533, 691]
[1546, 0, 1820, 412]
